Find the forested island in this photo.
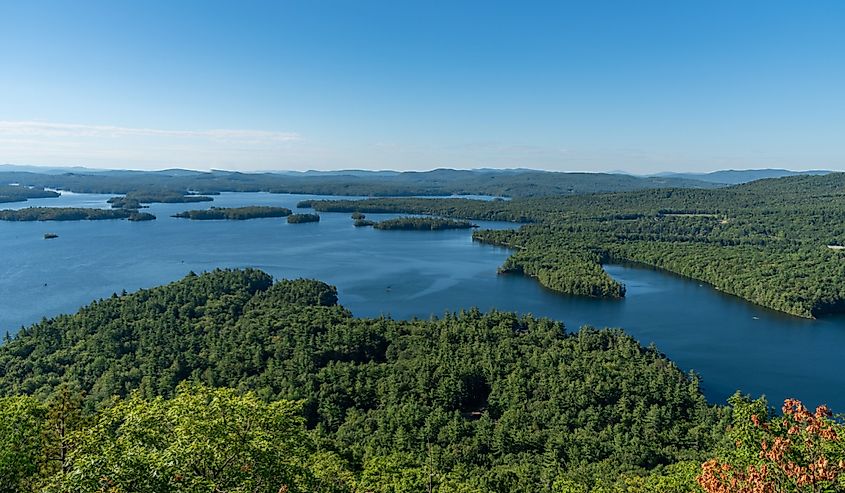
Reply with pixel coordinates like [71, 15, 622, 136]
[287, 213, 320, 223]
[173, 206, 292, 220]
[0, 269, 841, 492]
[307, 196, 534, 222]
[342, 212, 476, 230]
[308, 173, 845, 318]
[108, 190, 213, 209]
[0, 184, 60, 203]
[0, 207, 155, 221]
[372, 216, 477, 231]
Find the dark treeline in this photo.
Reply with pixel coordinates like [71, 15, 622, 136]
[287, 213, 320, 223]
[1, 270, 841, 492]
[0, 168, 720, 199]
[108, 190, 214, 209]
[372, 216, 477, 231]
[310, 174, 845, 318]
[0, 207, 155, 221]
[307, 197, 536, 222]
[173, 206, 293, 220]
[0, 185, 60, 204]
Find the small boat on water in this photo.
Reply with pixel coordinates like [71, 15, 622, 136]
[43, 233, 59, 239]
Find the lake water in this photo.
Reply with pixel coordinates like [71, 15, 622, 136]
[1, 191, 844, 410]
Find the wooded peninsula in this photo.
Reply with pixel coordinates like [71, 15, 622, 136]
[307, 173, 845, 318]
[0, 185, 60, 204]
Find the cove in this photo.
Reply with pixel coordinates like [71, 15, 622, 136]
[1, 191, 843, 410]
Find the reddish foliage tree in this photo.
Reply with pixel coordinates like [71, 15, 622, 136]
[698, 397, 845, 493]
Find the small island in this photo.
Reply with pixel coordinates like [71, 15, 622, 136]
[296, 200, 316, 209]
[127, 212, 157, 221]
[0, 207, 156, 221]
[109, 197, 144, 210]
[351, 212, 374, 226]
[287, 213, 320, 224]
[372, 216, 477, 231]
[43, 233, 59, 239]
[173, 206, 292, 220]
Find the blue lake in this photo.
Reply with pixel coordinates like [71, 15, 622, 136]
[1, 191, 844, 410]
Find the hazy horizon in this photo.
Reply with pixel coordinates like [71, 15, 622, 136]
[2, 1, 843, 173]
[1, 162, 838, 177]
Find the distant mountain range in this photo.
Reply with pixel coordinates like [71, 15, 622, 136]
[0, 165, 719, 197]
[653, 169, 832, 185]
[0, 164, 837, 197]
[0, 164, 111, 174]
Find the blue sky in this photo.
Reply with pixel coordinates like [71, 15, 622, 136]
[1, 1, 843, 172]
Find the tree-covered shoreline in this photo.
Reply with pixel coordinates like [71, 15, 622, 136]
[372, 216, 477, 231]
[5, 172, 845, 317]
[0, 185, 60, 204]
[309, 174, 845, 318]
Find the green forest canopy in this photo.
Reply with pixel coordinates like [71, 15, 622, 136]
[0, 269, 842, 492]
[0, 269, 720, 491]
